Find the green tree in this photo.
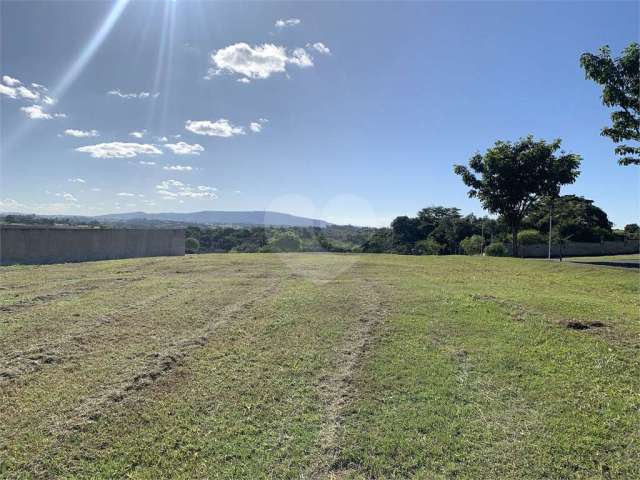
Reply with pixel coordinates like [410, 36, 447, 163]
[268, 231, 302, 252]
[185, 237, 200, 253]
[580, 43, 640, 166]
[454, 136, 581, 256]
[460, 234, 484, 255]
[523, 195, 612, 242]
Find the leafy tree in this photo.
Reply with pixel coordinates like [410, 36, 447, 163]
[517, 229, 545, 246]
[361, 228, 393, 253]
[414, 238, 445, 255]
[454, 136, 581, 256]
[391, 216, 422, 252]
[580, 43, 640, 165]
[484, 243, 507, 257]
[523, 195, 612, 242]
[460, 235, 484, 255]
[268, 231, 302, 252]
[185, 237, 200, 253]
[625, 223, 640, 234]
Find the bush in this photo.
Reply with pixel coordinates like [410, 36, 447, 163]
[414, 238, 445, 255]
[185, 237, 200, 253]
[484, 242, 507, 257]
[268, 231, 302, 252]
[517, 229, 545, 245]
[460, 235, 484, 255]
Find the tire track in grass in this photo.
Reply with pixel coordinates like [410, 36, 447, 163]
[53, 281, 281, 435]
[307, 278, 391, 479]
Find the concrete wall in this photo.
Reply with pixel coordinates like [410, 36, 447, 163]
[505, 239, 640, 258]
[0, 226, 185, 265]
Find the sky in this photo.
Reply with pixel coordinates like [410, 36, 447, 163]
[1, 0, 638, 227]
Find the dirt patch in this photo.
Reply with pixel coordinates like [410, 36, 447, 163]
[564, 320, 607, 330]
[0, 286, 98, 313]
[0, 346, 66, 381]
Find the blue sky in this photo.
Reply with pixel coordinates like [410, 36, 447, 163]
[1, 0, 638, 227]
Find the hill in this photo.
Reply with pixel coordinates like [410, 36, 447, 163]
[95, 210, 331, 227]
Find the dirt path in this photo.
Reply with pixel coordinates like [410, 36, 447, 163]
[307, 278, 391, 479]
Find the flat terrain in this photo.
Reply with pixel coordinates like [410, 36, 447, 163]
[1, 253, 638, 479]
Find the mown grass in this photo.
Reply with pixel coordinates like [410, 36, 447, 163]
[0, 254, 638, 479]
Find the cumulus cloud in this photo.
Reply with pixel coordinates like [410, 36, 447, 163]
[163, 141, 204, 155]
[2, 75, 21, 86]
[275, 18, 301, 28]
[249, 118, 268, 133]
[308, 42, 331, 55]
[107, 89, 159, 99]
[21, 105, 66, 120]
[208, 43, 314, 80]
[0, 198, 28, 210]
[64, 129, 99, 138]
[139, 160, 157, 166]
[1, 76, 66, 118]
[163, 164, 193, 171]
[129, 130, 146, 139]
[237, 78, 251, 84]
[68, 178, 86, 183]
[156, 179, 217, 199]
[185, 119, 245, 137]
[76, 142, 163, 159]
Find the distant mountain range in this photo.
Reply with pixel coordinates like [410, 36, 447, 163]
[94, 210, 331, 227]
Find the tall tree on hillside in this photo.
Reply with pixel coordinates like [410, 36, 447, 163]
[580, 42, 640, 166]
[454, 136, 581, 256]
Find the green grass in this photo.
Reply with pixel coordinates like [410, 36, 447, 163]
[1, 254, 638, 479]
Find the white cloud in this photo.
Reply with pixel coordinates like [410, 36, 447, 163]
[2, 75, 21, 86]
[107, 89, 159, 99]
[76, 142, 163, 159]
[163, 141, 204, 155]
[156, 179, 217, 199]
[289, 48, 313, 67]
[139, 160, 157, 166]
[154, 136, 168, 142]
[117, 192, 136, 197]
[16, 85, 39, 101]
[0, 198, 28, 210]
[237, 78, 251, 84]
[64, 129, 99, 138]
[129, 130, 146, 138]
[249, 117, 268, 133]
[308, 42, 331, 55]
[208, 43, 314, 80]
[163, 164, 193, 171]
[275, 18, 301, 28]
[185, 119, 245, 137]
[21, 105, 50, 119]
[90, 187, 102, 192]
[68, 178, 86, 183]
[55, 192, 77, 202]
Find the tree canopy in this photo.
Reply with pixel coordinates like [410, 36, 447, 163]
[454, 136, 581, 255]
[523, 195, 613, 242]
[580, 42, 640, 166]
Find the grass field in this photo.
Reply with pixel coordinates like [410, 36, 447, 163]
[1, 253, 639, 479]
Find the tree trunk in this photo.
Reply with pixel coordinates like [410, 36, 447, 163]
[512, 226, 518, 257]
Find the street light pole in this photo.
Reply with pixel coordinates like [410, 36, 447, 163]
[548, 200, 553, 260]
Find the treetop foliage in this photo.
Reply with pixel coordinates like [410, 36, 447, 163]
[580, 42, 640, 165]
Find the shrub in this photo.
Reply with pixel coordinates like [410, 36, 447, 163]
[484, 242, 507, 257]
[460, 235, 484, 255]
[414, 238, 445, 255]
[185, 237, 200, 253]
[517, 229, 545, 245]
[268, 231, 302, 252]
